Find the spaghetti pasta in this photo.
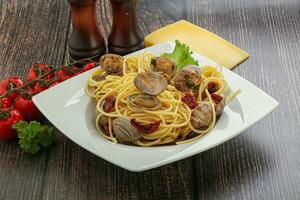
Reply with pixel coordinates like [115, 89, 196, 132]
[86, 52, 240, 146]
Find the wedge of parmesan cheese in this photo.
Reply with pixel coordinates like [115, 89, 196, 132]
[144, 20, 249, 69]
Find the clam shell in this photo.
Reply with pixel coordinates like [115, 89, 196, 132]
[174, 65, 201, 92]
[150, 57, 177, 81]
[128, 94, 161, 110]
[91, 69, 107, 83]
[190, 101, 213, 129]
[99, 54, 124, 76]
[134, 72, 167, 95]
[113, 118, 141, 143]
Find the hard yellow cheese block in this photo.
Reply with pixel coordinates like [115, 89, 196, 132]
[144, 20, 249, 69]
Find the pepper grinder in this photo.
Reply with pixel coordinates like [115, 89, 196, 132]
[108, 0, 144, 55]
[68, 0, 106, 61]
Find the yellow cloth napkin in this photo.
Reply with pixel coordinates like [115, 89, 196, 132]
[144, 20, 249, 69]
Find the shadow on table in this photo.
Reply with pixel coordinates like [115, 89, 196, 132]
[39, 131, 275, 200]
[192, 133, 275, 199]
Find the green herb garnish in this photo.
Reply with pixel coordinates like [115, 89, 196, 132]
[162, 40, 199, 69]
[13, 121, 55, 154]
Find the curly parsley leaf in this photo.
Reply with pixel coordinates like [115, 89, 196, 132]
[13, 121, 55, 154]
[161, 40, 199, 69]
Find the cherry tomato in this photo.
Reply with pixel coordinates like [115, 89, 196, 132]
[82, 62, 97, 72]
[48, 81, 60, 88]
[56, 65, 81, 81]
[14, 96, 42, 121]
[31, 82, 48, 94]
[0, 98, 11, 108]
[27, 63, 54, 81]
[0, 108, 23, 140]
[0, 77, 24, 101]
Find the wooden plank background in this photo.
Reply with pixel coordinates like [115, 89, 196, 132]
[0, 0, 299, 199]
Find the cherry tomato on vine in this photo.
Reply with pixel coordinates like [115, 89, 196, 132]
[48, 81, 61, 88]
[0, 77, 24, 101]
[27, 63, 54, 81]
[82, 62, 97, 72]
[14, 96, 42, 121]
[0, 98, 12, 108]
[29, 82, 48, 95]
[0, 108, 23, 140]
[56, 65, 81, 81]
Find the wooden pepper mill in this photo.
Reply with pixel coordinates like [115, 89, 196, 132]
[108, 0, 144, 55]
[68, 0, 106, 61]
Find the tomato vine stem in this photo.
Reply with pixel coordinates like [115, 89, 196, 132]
[0, 55, 98, 100]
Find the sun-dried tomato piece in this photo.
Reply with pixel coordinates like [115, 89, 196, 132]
[210, 93, 223, 104]
[130, 119, 160, 133]
[207, 82, 219, 94]
[103, 96, 116, 113]
[181, 93, 199, 109]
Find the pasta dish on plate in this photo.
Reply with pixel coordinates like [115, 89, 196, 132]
[86, 42, 240, 147]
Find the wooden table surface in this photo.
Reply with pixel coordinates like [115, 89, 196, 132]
[0, 0, 299, 199]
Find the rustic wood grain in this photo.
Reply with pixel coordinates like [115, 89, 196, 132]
[187, 0, 300, 199]
[41, 140, 194, 200]
[0, 0, 300, 199]
[0, 0, 70, 200]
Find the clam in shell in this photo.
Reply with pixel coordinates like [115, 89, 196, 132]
[99, 54, 124, 76]
[150, 57, 177, 82]
[128, 94, 161, 110]
[134, 72, 168, 95]
[91, 68, 107, 82]
[174, 65, 201, 92]
[113, 118, 141, 143]
[190, 101, 213, 129]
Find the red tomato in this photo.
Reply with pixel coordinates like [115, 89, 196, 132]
[14, 96, 42, 121]
[0, 77, 24, 101]
[181, 93, 198, 109]
[27, 63, 54, 81]
[82, 62, 97, 72]
[130, 119, 161, 134]
[0, 98, 11, 108]
[31, 82, 48, 94]
[0, 84, 5, 95]
[56, 66, 81, 81]
[207, 82, 220, 94]
[0, 108, 23, 140]
[48, 81, 60, 88]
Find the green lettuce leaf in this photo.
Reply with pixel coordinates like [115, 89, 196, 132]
[162, 40, 199, 69]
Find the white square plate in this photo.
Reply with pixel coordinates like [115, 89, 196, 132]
[32, 42, 279, 172]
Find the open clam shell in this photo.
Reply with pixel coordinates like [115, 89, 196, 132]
[90, 69, 107, 83]
[99, 54, 124, 76]
[174, 65, 202, 92]
[134, 72, 168, 95]
[113, 118, 141, 143]
[128, 94, 161, 110]
[150, 57, 177, 82]
[190, 101, 213, 129]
